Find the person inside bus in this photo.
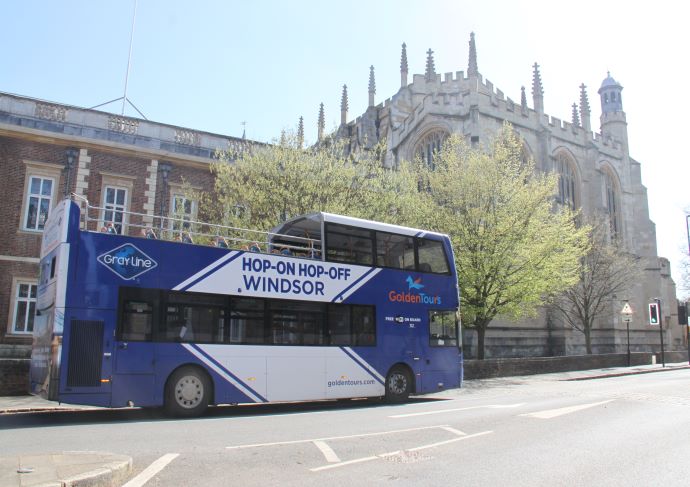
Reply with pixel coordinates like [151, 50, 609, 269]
[214, 236, 229, 248]
[249, 242, 261, 252]
[180, 231, 194, 244]
[140, 228, 157, 239]
[102, 222, 117, 234]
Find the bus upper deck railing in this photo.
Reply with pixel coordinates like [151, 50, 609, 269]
[70, 194, 322, 258]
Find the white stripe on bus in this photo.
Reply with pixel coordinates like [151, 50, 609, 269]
[173, 251, 238, 291]
[182, 343, 265, 403]
[336, 268, 382, 302]
[343, 347, 385, 383]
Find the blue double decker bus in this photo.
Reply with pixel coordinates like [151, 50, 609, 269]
[30, 197, 462, 417]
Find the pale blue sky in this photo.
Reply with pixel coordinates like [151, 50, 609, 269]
[3, 0, 689, 291]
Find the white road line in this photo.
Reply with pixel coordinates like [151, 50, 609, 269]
[121, 453, 179, 487]
[226, 424, 450, 449]
[389, 403, 525, 418]
[313, 440, 341, 463]
[519, 400, 615, 419]
[310, 431, 493, 472]
[440, 426, 466, 436]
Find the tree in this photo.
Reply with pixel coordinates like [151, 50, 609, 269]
[551, 216, 642, 354]
[196, 133, 425, 233]
[416, 125, 589, 359]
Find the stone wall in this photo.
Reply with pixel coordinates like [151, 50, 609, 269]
[0, 344, 30, 395]
[464, 351, 689, 380]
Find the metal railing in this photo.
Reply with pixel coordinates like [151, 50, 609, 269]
[70, 194, 321, 258]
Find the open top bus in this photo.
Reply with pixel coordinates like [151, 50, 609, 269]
[30, 196, 462, 417]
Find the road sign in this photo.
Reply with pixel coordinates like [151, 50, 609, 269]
[620, 303, 633, 316]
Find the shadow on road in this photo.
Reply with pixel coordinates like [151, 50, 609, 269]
[0, 396, 449, 429]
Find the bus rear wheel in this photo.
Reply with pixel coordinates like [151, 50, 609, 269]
[165, 366, 211, 417]
[385, 366, 411, 403]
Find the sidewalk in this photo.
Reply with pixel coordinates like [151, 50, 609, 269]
[0, 452, 131, 487]
[0, 362, 688, 486]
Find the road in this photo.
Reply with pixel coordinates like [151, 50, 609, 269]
[2, 369, 690, 486]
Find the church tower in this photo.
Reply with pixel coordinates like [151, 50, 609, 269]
[598, 72, 628, 152]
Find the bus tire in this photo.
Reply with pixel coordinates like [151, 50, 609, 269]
[164, 366, 211, 417]
[385, 365, 411, 403]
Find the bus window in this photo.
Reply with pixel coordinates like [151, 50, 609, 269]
[163, 292, 227, 343]
[376, 232, 414, 270]
[269, 301, 325, 345]
[352, 306, 375, 346]
[326, 224, 374, 265]
[417, 238, 450, 274]
[230, 297, 265, 344]
[327, 305, 351, 345]
[429, 310, 458, 347]
[121, 300, 153, 341]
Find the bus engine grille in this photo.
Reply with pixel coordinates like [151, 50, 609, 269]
[66, 320, 104, 387]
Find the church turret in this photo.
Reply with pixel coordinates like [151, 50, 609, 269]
[520, 86, 527, 113]
[425, 48, 436, 82]
[368, 65, 376, 108]
[400, 43, 408, 88]
[598, 72, 628, 152]
[571, 103, 580, 127]
[340, 84, 348, 125]
[532, 63, 544, 114]
[579, 83, 591, 132]
[297, 116, 304, 148]
[317, 103, 325, 142]
[468, 32, 478, 77]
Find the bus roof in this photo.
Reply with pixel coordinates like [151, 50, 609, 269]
[271, 212, 448, 240]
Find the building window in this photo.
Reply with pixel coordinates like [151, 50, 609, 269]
[414, 130, 448, 169]
[101, 186, 128, 234]
[556, 153, 577, 210]
[12, 281, 37, 334]
[24, 176, 55, 231]
[604, 170, 621, 240]
[170, 194, 196, 233]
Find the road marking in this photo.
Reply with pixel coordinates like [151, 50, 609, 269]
[519, 400, 615, 419]
[313, 440, 341, 463]
[310, 431, 493, 472]
[440, 426, 466, 436]
[389, 403, 525, 418]
[121, 453, 179, 487]
[226, 424, 450, 449]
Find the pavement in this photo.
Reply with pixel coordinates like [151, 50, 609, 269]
[1, 361, 688, 487]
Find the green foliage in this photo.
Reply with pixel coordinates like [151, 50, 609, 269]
[416, 125, 589, 345]
[201, 133, 424, 232]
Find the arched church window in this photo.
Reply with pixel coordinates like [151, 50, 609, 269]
[604, 170, 621, 240]
[414, 130, 448, 169]
[611, 92, 616, 102]
[555, 152, 577, 210]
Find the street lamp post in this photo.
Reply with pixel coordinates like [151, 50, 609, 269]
[655, 297, 665, 367]
[64, 148, 79, 197]
[620, 301, 633, 367]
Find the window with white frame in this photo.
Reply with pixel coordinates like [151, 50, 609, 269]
[102, 186, 128, 234]
[170, 193, 196, 233]
[24, 176, 55, 231]
[12, 281, 37, 334]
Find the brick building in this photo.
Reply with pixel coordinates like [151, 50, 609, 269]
[0, 91, 248, 345]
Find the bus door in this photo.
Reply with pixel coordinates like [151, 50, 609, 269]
[111, 291, 157, 407]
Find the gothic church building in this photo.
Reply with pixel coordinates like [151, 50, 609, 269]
[329, 33, 681, 357]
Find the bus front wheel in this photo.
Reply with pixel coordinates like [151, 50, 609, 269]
[164, 366, 211, 417]
[385, 365, 411, 403]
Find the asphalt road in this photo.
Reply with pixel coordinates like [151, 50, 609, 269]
[3, 369, 690, 486]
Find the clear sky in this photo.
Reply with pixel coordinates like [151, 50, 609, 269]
[3, 0, 689, 292]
